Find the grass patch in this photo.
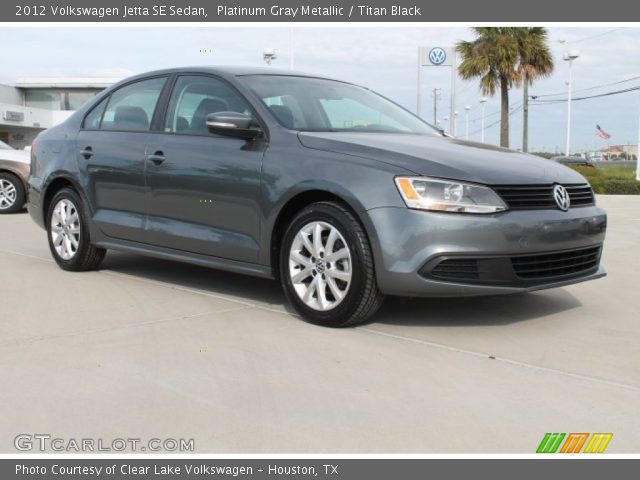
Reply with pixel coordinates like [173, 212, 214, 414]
[571, 165, 640, 195]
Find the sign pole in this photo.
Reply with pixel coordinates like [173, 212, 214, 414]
[450, 50, 457, 137]
[419, 46, 453, 129]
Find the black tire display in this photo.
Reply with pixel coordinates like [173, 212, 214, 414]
[46, 188, 106, 271]
[280, 201, 384, 327]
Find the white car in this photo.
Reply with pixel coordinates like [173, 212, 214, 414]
[0, 140, 30, 213]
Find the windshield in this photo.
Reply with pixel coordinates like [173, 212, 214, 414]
[241, 75, 441, 135]
[0, 140, 13, 150]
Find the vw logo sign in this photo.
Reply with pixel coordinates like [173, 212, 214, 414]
[429, 47, 447, 66]
[553, 184, 571, 211]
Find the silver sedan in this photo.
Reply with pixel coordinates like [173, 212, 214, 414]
[0, 140, 30, 213]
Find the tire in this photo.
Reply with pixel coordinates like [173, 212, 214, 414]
[279, 201, 384, 327]
[46, 187, 106, 271]
[0, 172, 26, 214]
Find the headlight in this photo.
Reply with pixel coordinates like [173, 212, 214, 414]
[395, 176, 508, 214]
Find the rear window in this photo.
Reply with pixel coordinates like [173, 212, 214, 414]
[99, 77, 166, 131]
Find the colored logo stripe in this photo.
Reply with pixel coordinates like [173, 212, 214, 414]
[537, 433, 613, 453]
[560, 433, 589, 453]
[584, 433, 613, 453]
[536, 433, 565, 453]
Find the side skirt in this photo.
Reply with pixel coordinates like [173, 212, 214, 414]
[95, 238, 274, 279]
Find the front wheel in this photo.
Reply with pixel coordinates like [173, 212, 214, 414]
[46, 188, 106, 271]
[279, 201, 384, 327]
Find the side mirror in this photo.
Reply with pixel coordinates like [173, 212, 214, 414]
[206, 112, 262, 139]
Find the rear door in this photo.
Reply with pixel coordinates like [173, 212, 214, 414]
[143, 74, 266, 262]
[76, 76, 168, 242]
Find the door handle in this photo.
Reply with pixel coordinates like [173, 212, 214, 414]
[79, 147, 93, 159]
[146, 151, 166, 165]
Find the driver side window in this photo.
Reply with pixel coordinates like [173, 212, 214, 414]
[164, 75, 253, 135]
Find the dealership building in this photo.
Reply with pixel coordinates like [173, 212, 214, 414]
[0, 77, 118, 149]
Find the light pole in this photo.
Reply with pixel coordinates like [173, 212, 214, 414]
[289, 28, 294, 70]
[263, 47, 277, 66]
[454, 111, 459, 138]
[479, 97, 487, 143]
[464, 105, 471, 140]
[417, 47, 422, 117]
[637, 91, 640, 181]
[432, 87, 441, 124]
[564, 50, 580, 156]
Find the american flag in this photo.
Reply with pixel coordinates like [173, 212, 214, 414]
[595, 125, 611, 140]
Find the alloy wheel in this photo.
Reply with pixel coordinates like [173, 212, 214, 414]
[50, 199, 81, 260]
[0, 179, 17, 210]
[288, 221, 352, 311]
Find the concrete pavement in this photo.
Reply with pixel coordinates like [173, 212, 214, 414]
[0, 195, 638, 453]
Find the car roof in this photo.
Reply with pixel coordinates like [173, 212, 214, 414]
[118, 66, 338, 84]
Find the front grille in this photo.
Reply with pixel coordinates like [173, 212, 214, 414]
[565, 185, 596, 206]
[511, 246, 601, 279]
[493, 184, 595, 210]
[422, 244, 603, 285]
[431, 258, 479, 280]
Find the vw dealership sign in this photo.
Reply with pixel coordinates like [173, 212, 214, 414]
[417, 46, 456, 134]
[421, 46, 454, 66]
[428, 47, 447, 65]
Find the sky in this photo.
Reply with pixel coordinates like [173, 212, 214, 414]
[1, 26, 639, 152]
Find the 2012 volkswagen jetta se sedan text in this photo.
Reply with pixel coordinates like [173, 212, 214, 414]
[28, 67, 607, 327]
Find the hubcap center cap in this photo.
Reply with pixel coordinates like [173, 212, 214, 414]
[315, 259, 326, 273]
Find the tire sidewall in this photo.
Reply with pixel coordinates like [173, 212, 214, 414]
[0, 172, 26, 214]
[46, 188, 92, 270]
[280, 203, 370, 327]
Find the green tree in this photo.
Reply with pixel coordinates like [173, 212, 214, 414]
[457, 28, 520, 147]
[516, 27, 554, 152]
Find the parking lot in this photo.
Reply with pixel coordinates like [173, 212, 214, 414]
[0, 194, 638, 453]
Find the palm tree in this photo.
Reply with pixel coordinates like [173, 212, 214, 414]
[457, 28, 520, 148]
[516, 27, 554, 152]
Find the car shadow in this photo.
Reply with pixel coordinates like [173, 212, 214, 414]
[372, 290, 582, 327]
[101, 251, 285, 307]
[1, 207, 28, 214]
[101, 251, 582, 327]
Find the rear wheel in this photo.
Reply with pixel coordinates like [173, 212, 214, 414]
[46, 188, 106, 271]
[279, 201, 384, 327]
[0, 172, 26, 214]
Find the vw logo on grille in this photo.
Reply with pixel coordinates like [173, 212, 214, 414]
[428, 47, 447, 65]
[553, 184, 571, 211]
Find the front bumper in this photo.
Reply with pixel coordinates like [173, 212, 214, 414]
[364, 205, 607, 297]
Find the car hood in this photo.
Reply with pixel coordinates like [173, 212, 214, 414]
[298, 132, 587, 185]
[0, 149, 30, 165]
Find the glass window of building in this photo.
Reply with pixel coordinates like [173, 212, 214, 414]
[25, 91, 62, 110]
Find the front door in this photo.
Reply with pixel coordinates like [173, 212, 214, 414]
[144, 75, 266, 263]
